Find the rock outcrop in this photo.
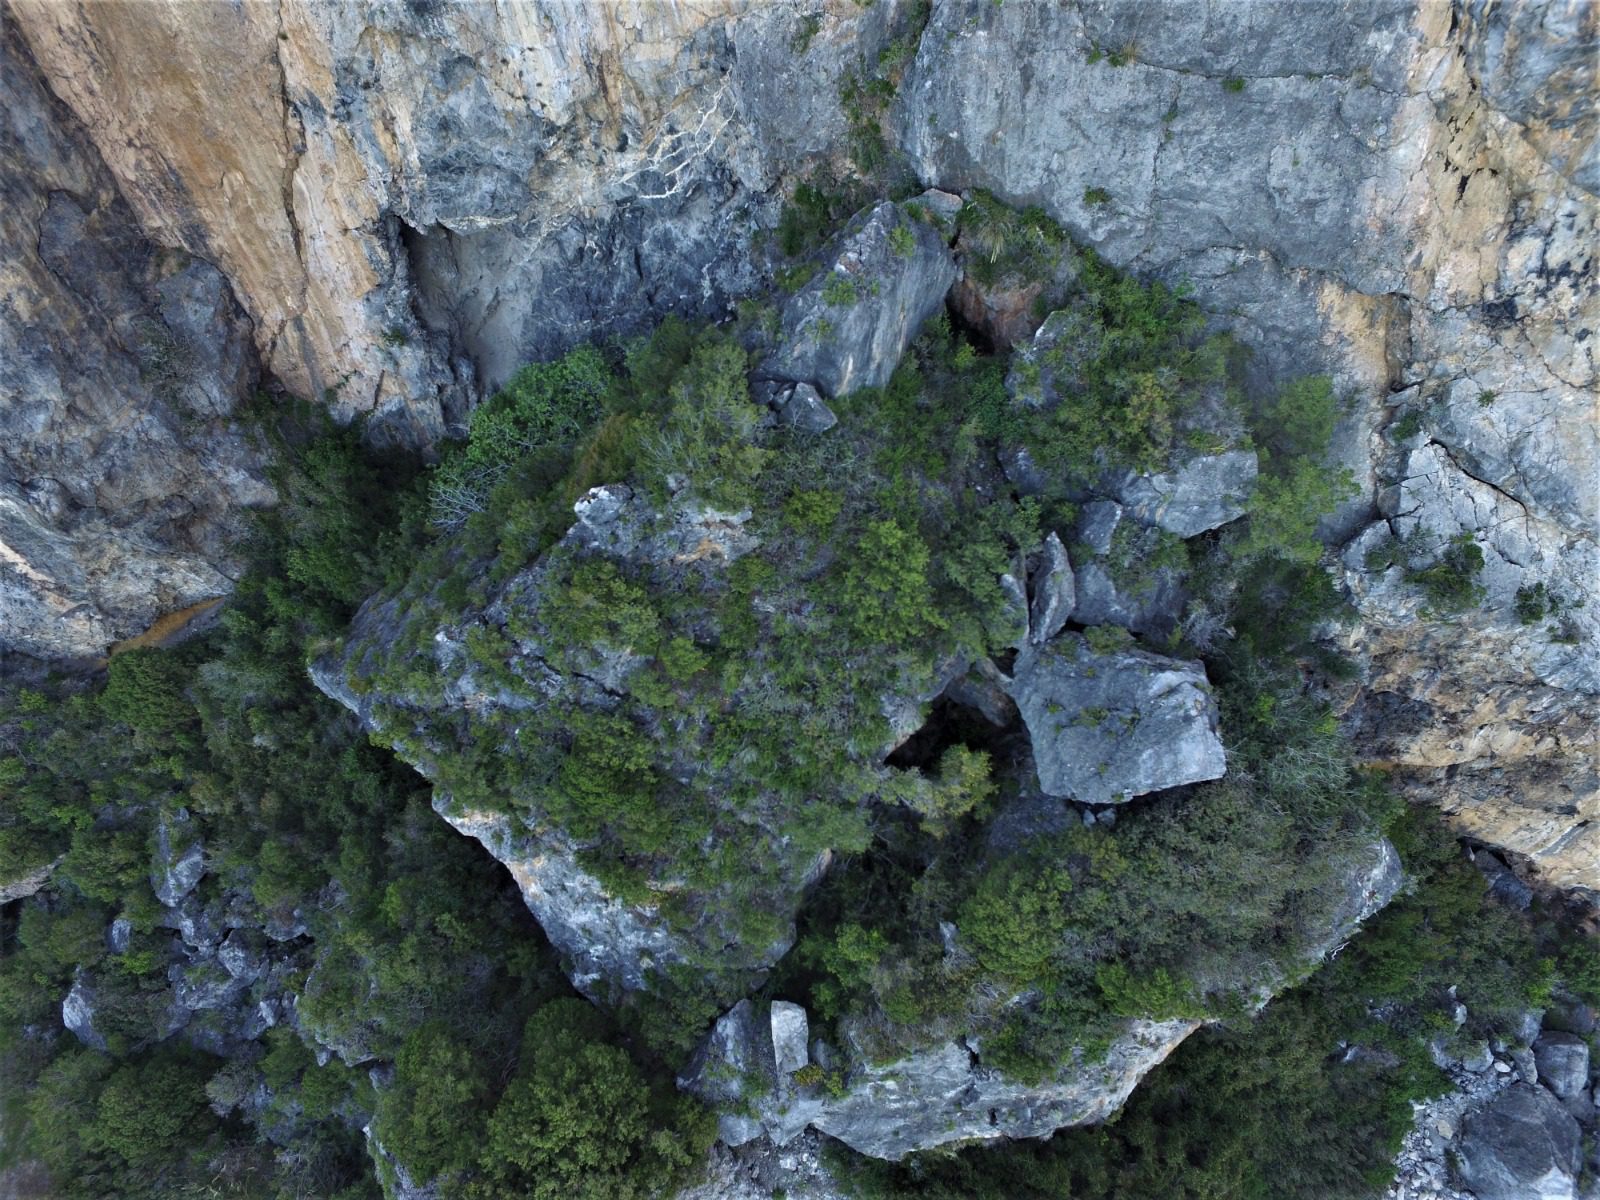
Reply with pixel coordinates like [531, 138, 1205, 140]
[1105, 450, 1259, 539]
[1454, 1083, 1584, 1200]
[311, 484, 819, 1007]
[686, 835, 1401, 1159]
[5, 0, 1595, 904]
[1, 15, 270, 659]
[897, 0, 1598, 899]
[1007, 635, 1226, 804]
[150, 811, 205, 908]
[760, 198, 958, 397]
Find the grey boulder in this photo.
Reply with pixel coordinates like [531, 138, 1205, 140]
[679, 999, 781, 1147]
[1006, 635, 1226, 804]
[151, 812, 205, 907]
[774, 382, 839, 433]
[1028, 532, 1076, 645]
[771, 1001, 810, 1076]
[1533, 1032, 1591, 1104]
[63, 975, 107, 1052]
[1071, 561, 1185, 639]
[761, 201, 957, 398]
[1107, 448, 1259, 537]
[1454, 1083, 1583, 1200]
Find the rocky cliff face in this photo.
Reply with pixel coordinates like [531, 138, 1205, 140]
[2, 0, 1593, 877]
[1, 13, 271, 659]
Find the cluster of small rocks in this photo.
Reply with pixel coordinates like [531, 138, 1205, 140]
[1385, 1001, 1598, 1200]
[62, 812, 310, 1068]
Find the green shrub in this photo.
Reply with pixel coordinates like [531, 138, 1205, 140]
[839, 520, 943, 645]
[429, 346, 610, 527]
[822, 273, 862, 306]
[1405, 532, 1486, 611]
[471, 999, 714, 1200]
[640, 338, 769, 509]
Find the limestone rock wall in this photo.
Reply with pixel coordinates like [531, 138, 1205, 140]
[890, 0, 1598, 898]
[3, 0, 1595, 893]
[0, 13, 270, 659]
[7, 0, 906, 442]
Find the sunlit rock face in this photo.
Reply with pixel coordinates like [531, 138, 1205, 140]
[4, 1, 1593, 884]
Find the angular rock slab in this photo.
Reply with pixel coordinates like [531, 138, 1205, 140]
[63, 975, 107, 1052]
[761, 200, 957, 398]
[1454, 1083, 1583, 1200]
[151, 812, 205, 907]
[1533, 1032, 1591, 1103]
[771, 1001, 810, 1076]
[1106, 449, 1259, 538]
[1028, 531, 1076, 645]
[774, 382, 838, 433]
[1006, 636, 1225, 804]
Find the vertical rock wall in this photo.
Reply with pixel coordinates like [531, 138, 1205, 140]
[0, 12, 270, 659]
[2, 0, 1594, 894]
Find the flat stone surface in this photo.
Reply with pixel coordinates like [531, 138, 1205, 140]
[771, 1001, 810, 1076]
[1107, 449, 1259, 537]
[1533, 1032, 1590, 1101]
[1454, 1083, 1582, 1200]
[1006, 635, 1226, 804]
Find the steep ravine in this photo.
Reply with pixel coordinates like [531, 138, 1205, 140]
[3, 0, 1600, 902]
[2, 0, 1592, 900]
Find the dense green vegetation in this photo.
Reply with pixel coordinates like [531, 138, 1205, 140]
[0, 400, 709, 1199]
[840, 805, 1592, 1200]
[338, 229, 1407, 1096]
[2, 184, 1588, 1200]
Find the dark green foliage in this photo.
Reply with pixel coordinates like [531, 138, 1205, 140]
[1389, 407, 1425, 440]
[1402, 531, 1487, 611]
[429, 346, 610, 527]
[19, 1047, 215, 1198]
[640, 336, 769, 509]
[372, 1024, 491, 1181]
[842, 810, 1572, 1200]
[1222, 75, 1247, 92]
[840, 520, 942, 644]
[99, 649, 195, 737]
[1014, 251, 1224, 479]
[466, 1000, 714, 1200]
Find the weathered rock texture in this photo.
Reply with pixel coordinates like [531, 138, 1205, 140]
[893, 0, 1598, 896]
[686, 835, 1401, 1159]
[760, 198, 958, 396]
[1454, 1083, 1584, 1200]
[1, 14, 270, 659]
[3, 0, 1594, 884]
[1007, 635, 1226, 804]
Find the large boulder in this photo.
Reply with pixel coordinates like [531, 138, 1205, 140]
[1027, 531, 1076, 645]
[1454, 1083, 1583, 1200]
[1533, 1032, 1592, 1105]
[1106, 449, 1259, 537]
[62, 975, 107, 1052]
[760, 200, 957, 398]
[1005, 635, 1226, 804]
[1065, 500, 1187, 638]
[151, 811, 205, 908]
[770, 1001, 810, 1077]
